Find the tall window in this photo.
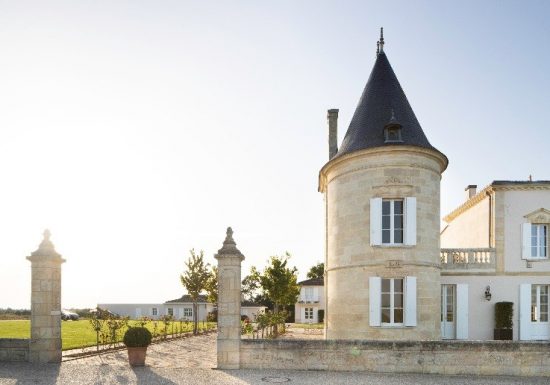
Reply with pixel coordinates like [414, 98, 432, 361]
[184, 308, 193, 317]
[531, 285, 549, 322]
[305, 287, 314, 301]
[531, 224, 548, 258]
[382, 200, 403, 244]
[167, 308, 174, 316]
[305, 307, 313, 320]
[152, 308, 158, 316]
[381, 278, 403, 325]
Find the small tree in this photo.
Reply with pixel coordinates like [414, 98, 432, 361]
[306, 262, 324, 279]
[242, 266, 261, 302]
[180, 249, 210, 335]
[258, 253, 300, 314]
[205, 266, 218, 305]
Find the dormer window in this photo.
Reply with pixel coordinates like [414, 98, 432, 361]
[384, 125, 402, 142]
[384, 110, 403, 143]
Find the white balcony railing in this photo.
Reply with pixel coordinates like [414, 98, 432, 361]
[440, 248, 496, 270]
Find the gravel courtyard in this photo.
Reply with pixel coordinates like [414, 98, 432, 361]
[1, 332, 549, 384]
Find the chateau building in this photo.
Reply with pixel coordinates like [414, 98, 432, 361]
[441, 181, 550, 340]
[319, 29, 549, 341]
[319, 30, 448, 340]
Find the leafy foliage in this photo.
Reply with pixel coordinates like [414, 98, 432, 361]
[180, 249, 211, 334]
[495, 301, 513, 329]
[306, 262, 324, 279]
[123, 326, 153, 347]
[257, 253, 300, 313]
[205, 266, 218, 304]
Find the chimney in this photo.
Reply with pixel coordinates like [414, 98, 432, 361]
[327, 109, 339, 159]
[465, 185, 477, 200]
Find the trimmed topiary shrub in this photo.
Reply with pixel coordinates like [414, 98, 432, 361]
[494, 301, 513, 340]
[495, 302, 513, 329]
[123, 326, 152, 347]
[318, 309, 325, 323]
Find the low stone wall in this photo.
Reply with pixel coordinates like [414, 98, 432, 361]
[240, 339, 550, 376]
[0, 339, 30, 362]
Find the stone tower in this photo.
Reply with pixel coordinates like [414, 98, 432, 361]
[319, 30, 448, 340]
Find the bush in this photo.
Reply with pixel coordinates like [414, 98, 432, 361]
[318, 309, 325, 323]
[123, 327, 152, 348]
[207, 310, 217, 322]
[495, 302, 513, 329]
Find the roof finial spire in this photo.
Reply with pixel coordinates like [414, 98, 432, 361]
[379, 27, 384, 54]
[376, 41, 380, 56]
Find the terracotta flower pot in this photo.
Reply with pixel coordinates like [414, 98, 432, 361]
[127, 346, 148, 366]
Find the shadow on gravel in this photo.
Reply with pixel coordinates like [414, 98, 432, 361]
[0, 362, 60, 385]
[131, 366, 178, 385]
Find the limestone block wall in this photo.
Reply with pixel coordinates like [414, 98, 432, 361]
[319, 146, 447, 340]
[240, 339, 550, 376]
[0, 339, 29, 362]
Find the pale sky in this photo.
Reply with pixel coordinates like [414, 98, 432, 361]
[1, 1, 549, 309]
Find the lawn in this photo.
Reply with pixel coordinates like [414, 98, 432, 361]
[291, 323, 324, 329]
[0, 320, 216, 350]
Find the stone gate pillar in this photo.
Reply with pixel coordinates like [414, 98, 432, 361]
[27, 230, 65, 363]
[215, 227, 244, 369]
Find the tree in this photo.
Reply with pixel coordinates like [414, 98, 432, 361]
[205, 266, 218, 305]
[180, 249, 210, 335]
[307, 262, 325, 279]
[241, 266, 261, 302]
[257, 253, 300, 313]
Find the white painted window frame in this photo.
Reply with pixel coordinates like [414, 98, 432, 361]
[184, 307, 193, 317]
[381, 278, 404, 326]
[381, 199, 404, 245]
[370, 197, 416, 246]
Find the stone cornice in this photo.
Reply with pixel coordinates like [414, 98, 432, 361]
[444, 182, 550, 223]
[318, 146, 448, 193]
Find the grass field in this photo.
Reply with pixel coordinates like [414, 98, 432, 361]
[291, 323, 324, 329]
[0, 320, 215, 350]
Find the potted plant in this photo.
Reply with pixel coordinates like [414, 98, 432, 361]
[494, 301, 513, 340]
[123, 326, 153, 366]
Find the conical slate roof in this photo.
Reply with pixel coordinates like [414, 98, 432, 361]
[336, 50, 439, 158]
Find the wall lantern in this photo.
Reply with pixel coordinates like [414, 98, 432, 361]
[484, 286, 492, 301]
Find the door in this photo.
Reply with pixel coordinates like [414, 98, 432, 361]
[531, 285, 549, 340]
[135, 308, 142, 318]
[441, 285, 456, 339]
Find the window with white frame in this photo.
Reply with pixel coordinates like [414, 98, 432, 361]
[382, 200, 404, 244]
[152, 307, 158, 316]
[184, 307, 193, 317]
[532, 224, 548, 258]
[381, 278, 404, 324]
[304, 307, 314, 320]
[522, 223, 549, 259]
[167, 308, 174, 316]
[369, 276, 416, 327]
[370, 197, 416, 246]
[531, 285, 549, 322]
[305, 287, 314, 302]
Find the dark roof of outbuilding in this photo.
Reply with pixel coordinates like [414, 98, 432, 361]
[165, 294, 208, 304]
[298, 277, 324, 286]
[336, 50, 442, 158]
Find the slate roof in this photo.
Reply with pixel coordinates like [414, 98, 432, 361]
[164, 294, 208, 303]
[336, 50, 443, 158]
[298, 277, 324, 286]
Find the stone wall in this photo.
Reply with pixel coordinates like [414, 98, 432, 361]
[0, 339, 29, 362]
[240, 339, 550, 376]
[319, 146, 447, 340]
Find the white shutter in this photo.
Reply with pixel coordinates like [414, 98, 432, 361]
[313, 287, 319, 302]
[370, 198, 382, 246]
[519, 283, 531, 340]
[522, 223, 532, 259]
[369, 277, 381, 326]
[404, 197, 417, 245]
[404, 276, 417, 326]
[301, 307, 306, 322]
[456, 284, 469, 339]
